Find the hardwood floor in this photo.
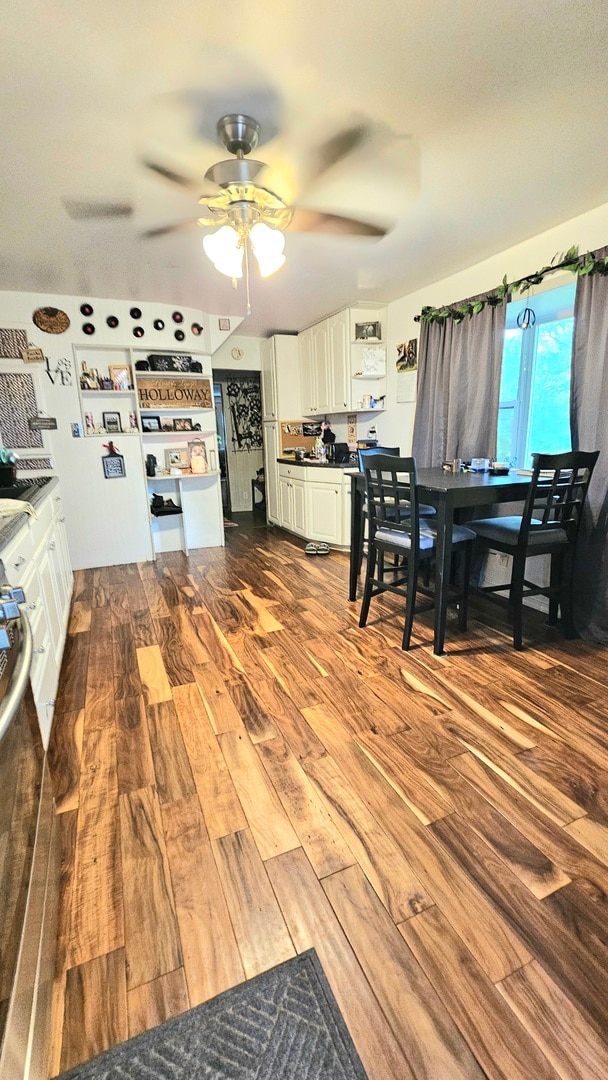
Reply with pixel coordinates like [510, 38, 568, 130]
[47, 524, 608, 1078]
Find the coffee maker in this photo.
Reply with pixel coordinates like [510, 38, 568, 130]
[145, 454, 157, 477]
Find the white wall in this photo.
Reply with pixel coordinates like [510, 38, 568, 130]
[378, 200, 608, 453]
[211, 334, 262, 371]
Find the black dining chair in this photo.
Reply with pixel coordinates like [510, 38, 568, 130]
[359, 455, 475, 650]
[357, 446, 436, 578]
[467, 450, 599, 649]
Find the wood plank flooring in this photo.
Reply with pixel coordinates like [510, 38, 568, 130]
[48, 524, 608, 1078]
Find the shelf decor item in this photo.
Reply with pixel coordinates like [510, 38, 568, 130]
[354, 321, 381, 342]
[174, 417, 193, 432]
[102, 411, 122, 433]
[109, 364, 132, 390]
[32, 307, 70, 335]
[165, 448, 189, 469]
[142, 415, 161, 432]
[137, 376, 212, 409]
[188, 438, 208, 474]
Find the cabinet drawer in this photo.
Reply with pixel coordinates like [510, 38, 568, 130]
[2, 523, 33, 580]
[304, 467, 348, 486]
[278, 464, 302, 479]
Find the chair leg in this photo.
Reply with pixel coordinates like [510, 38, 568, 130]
[510, 554, 526, 650]
[561, 549, 576, 638]
[458, 541, 473, 632]
[359, 543, 376, 628]
[547, 552, 562, 625]
[402, 554, 417, 651]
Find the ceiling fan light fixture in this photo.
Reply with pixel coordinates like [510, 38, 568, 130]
[250, 222, 286, 278]
[203, 225, 244, 278]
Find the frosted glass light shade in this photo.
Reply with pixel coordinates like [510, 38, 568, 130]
[203, 226, 244, 278]
[250, 223, 286, 277]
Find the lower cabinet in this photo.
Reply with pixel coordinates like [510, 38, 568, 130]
[2, 482, 72, 748]
[277, 464, 350, 546]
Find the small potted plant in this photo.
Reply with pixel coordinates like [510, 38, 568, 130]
[0, 446, 17, 486]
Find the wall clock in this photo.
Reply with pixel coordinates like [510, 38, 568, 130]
[231, 346, 244, 361]
[32, 307, 70, 334]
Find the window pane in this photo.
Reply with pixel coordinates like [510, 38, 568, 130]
[497, 406, 515, 461]
[525, 319, 573, 463]
[500, 329, 522, 402]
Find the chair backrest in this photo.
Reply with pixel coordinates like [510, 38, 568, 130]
[362, 454, 419, 540]
[357, 446, 400, 472]
[519, 450, 599, 548]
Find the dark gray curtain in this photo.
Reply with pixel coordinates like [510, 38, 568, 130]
[412, 295, 506, 466]
[571, 254, 608, 642]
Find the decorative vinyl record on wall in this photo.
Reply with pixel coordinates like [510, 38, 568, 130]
[133, 326, 145, 338]
[172, 311, 183, 323]
[82, 322, 96, 336]
[32, 307, 70, 334]
[153, 318, 165, 330]
[106, 315, 119, 328]
[130, 307, 142, 320]
[174, 329, 185, 341]
[80, 303, 94, 316]
[191, 323, 203, 336]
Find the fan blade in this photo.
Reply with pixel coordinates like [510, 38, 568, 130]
[64, 199, 133, 220]
[140, 221, 197, 239]
[288, 209, 387, 238]
[312, 124, 370, 179]
[142, 159, 204, 192]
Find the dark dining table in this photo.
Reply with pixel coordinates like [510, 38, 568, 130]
[349, 467, 532, 654]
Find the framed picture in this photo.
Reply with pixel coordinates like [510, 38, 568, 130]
[355, 321, 381, 342]
[188, 438, 208, 474]
[161, 418, 174, 432]
[102, 453, 126, 479]
[102, 411, 122, 433]
[165, 448, 189, 469]
[142, 415, 161, 432]
[109, 364, 132, 390]
[173, 417, 193, 432]
[218, 317, 231, 331]
[396, 339, 418, 373]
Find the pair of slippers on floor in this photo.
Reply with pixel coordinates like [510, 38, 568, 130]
[305, 542, 330, 556]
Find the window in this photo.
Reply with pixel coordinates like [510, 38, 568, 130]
[497, 282, 576, 468]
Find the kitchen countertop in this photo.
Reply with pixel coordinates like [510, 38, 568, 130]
[277, 457, 357, 470]
[0, 476, 59, 550]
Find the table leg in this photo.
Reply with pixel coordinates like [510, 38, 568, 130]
[433, 496, 453, 654]
[349, 476, 363, 602]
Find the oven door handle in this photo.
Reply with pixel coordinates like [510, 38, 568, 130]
[0, 613, 33, 745]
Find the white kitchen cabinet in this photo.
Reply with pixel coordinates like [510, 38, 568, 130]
[261, 335, 301, 421]
[279, 474, 294, 531]
[278, 465, 306, 536]
[299, 303, 388, 415]
[306, 481, 343, 546]
[327, 309, 350, 413]
[263, 422, 280, 525]
[292, 478, 306, 534]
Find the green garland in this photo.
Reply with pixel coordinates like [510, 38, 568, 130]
[414, 246, 608, 324]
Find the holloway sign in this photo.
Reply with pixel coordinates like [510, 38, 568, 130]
[137, 377, 212, 410]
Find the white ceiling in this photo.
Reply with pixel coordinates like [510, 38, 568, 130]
[1, 0, 608, 337]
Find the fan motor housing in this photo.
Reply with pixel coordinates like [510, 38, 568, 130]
[217, 114, 260, 156]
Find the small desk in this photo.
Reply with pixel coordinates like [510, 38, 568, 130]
[349, 467, 532, 654]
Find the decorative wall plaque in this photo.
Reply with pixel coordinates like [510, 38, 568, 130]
[32, 307, 70, 334]
[137, 376, 212, 410]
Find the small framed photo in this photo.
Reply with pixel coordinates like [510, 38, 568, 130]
[142, 415, 161, 432]
[355, 321, 381, 342]
[161, 418, 175, 432]
[174, 417, 193, 432]
[218, 317, 231, 331]
[165, 448, 189, 469]
[109, 364, 132, 390]
[188, 439, 208, 474]
[102, 453, 126, 479]
[102, 411, 122, 433]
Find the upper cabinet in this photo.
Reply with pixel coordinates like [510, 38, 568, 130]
[299, 304, 387, 416]
[261, 335, 301, 421]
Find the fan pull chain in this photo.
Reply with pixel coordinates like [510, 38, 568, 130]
[244, 241, 252, 317]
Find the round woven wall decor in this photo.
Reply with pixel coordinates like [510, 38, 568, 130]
[32, 307, 71, 334]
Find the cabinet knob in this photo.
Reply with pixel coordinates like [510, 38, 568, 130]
[35, 644, 46, 654]
[48, 540, 56, 551]
[45, 699, 56, 708]
[13, 555, 26, 568]
[59, 515, 66, 523]
[26, 601, 37, 610]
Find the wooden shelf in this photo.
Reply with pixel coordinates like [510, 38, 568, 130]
[84, 432, 140, 438]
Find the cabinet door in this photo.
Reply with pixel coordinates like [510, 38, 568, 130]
[263, 422, 280, 525]
[312, 321, 330, 414]
[328, 309, 350, 412]
[292, 479, 306, 535]
[279, 476, 293, 530]
[306, 482, 342, 545]
[260, 338, 277, 420]
[299, 327, 315, 415]
[35, 545, 63, 665]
